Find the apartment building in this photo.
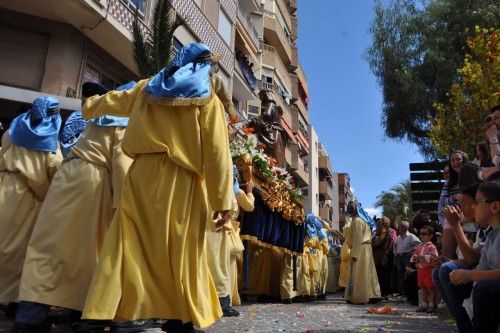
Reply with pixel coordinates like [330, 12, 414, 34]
[337, 172, 353, 231]
[305, 126, 338, 230]
[0, 0, 236, 127]
[0, 0, 316, 209]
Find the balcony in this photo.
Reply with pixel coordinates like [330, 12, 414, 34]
[319, 206, 333, 223]
[293, 159, 309, 187]
[236, 4, 260, 50]
[319, 180, 334, 200]
[262, 44, 293, 90]
[319, 155, 333, 175]
[263, 10, 293, 67]
[297, 66, 309, 97]
[289, 144, 309, 186]
[0, 0, 152, 73]
[294, 94, 308, 121]
[338, 174, 350, 187]
[290, 45, 298, 72]
[235, 52, 257, 91]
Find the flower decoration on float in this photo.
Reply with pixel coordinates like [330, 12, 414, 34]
[230, 136, 304, 224]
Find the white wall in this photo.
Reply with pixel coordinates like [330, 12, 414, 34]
[306, 125, 319, 216]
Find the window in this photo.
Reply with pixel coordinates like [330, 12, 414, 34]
[248, 105, 260, 116]
[0, 26, 50, 90]
[173, 37, 183, 55]
[121, 0, 145, 13]
[262, 75, 273, 84]
[218, 8, 232, 45]
[83, 64, 120, 91]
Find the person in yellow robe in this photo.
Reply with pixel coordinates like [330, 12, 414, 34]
[80, 43, 233, 333]
[0, 97, 63, 308]
[14, 83, 136, 332]
[297, 246, 312, 298]
[206, 165, 253, 317]
[318, 225, 330, 299]
[344, 200, 381, 304]
[338, 218, 352, 289]
[228, 173, 255, 307]
[298, 214, 319, 300]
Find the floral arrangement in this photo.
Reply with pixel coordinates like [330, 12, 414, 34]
[230, 137, 304, 224]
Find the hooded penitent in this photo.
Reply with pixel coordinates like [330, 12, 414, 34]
[59, 111, 87, 157]
[8, 96, 62, 152]
[146, 43, 213, 99]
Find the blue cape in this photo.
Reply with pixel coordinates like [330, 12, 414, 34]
[59, 111, 87, 157]
[145, 43, 212, 99]
[357, 202, 376, 231]
[92, 81, 136, 128]
[8, 96, 62, 152]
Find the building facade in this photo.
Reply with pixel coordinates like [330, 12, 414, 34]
[0, 0, 330, 220]
[305, 125, 338, 230]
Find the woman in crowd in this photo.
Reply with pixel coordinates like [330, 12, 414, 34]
[372, 217, 394, 297]
[439, 150, 468, 259]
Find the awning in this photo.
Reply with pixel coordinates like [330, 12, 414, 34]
[280, 118, 297, 143]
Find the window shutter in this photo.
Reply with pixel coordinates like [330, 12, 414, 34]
[0, 26, 50, 90]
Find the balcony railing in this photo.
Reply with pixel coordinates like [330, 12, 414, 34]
[109, 0, 150, 36]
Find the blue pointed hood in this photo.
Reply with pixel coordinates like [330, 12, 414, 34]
[8, 96, 62, 152]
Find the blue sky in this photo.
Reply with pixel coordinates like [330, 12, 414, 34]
[297, 1, 423, 216]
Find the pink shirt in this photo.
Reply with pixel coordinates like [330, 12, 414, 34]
[412, 241, 438, 269]
[388, 228, 397, 248]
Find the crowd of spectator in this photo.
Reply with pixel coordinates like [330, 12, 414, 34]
[368, 105, 500, 333]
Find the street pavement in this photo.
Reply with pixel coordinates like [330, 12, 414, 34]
[0, 293, 457, 333]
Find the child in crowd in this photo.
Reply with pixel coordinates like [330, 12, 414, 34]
[411, 226, 439, 312]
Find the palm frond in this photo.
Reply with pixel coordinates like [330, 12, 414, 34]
[132, 0, 183, 78]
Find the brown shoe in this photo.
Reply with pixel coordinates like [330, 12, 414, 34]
[416, 306, 428, 312]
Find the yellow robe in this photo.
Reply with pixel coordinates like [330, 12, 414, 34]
[247, 244, 273, 296]
[344, 216, 381, 304]
[307, 238, 321, 296]
[229, 191, 254, 306]
[338, 220, 352, 288]
[279, 253, 297, 300]
[0, 133, 62, 302]
[80, 80, 233, 328]
[18, 124, 132, 311]
[298, 238, 317, 296]
[319, 235, 330, 295]
[297, 251, 311, 296]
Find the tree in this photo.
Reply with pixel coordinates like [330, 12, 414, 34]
[365, 0, 500, 158]
[429, 27, 500, 157]
[132, 0, 184, 79]
[374, 180, 413, 225]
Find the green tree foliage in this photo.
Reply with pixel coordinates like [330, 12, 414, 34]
[132, 0, 184, 79]
[374, 180, 413, 225]
[366, 0, 500, 158]
[430, 27, 500, 157]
